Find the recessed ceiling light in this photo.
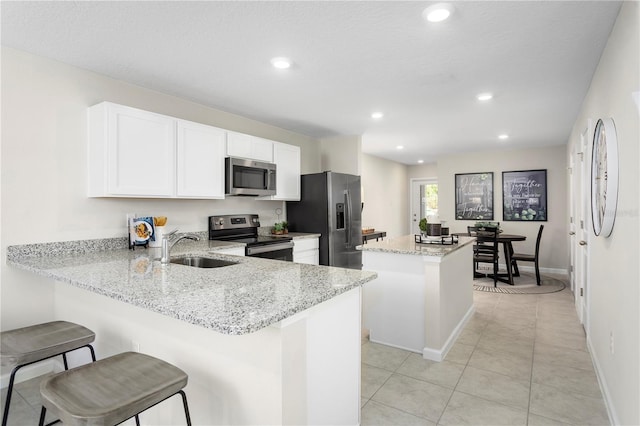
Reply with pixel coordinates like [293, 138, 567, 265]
[477, 93, 493, 101]
[498, 134, 509, 140]
[418, 160, 424, 164]
[396, 145, 404, 150]
[371, 112, 384, 119]
[270, 57, 292, 69]
[423, 3, 455, 23]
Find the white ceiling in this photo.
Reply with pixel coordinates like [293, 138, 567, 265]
[1, 1, 622, 164]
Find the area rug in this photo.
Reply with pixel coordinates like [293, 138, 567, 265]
[473, 271, 566, 294]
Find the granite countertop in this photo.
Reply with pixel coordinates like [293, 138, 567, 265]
[257, 228, 321, 239]
[357, 235, 476, 257]
[277, 232, 321, 240]
[7, 238, 376, 336]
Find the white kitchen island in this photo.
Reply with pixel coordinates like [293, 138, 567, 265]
[359, 235, 475, 361]
[7, 238, 376, 425]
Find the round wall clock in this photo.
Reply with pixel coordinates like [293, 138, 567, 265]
[591, 117, 619, 237]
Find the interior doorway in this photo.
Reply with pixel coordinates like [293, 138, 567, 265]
[410, 179, 438, 235]
[572, 124, 591, 332]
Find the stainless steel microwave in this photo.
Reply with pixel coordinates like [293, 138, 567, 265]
[225, 157, 277, 196]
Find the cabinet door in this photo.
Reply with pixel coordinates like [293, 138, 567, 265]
[176, 120, 226, 198]
[272, 142, 301, 200]
[106, 104, 175, 196]
[227, 132, 273, 162]
[293, 238, 319, 264]
[252, 137, 275, 162]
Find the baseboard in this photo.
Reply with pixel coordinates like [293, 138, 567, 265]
[587, 335, 617, 425]
[422, 304, 476, 362]
[367, 338, 422, 355]
[0, 358, 63, 389]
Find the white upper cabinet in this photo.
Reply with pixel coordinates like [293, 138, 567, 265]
[88, 102, 225, 199]
[226, 132, 273, 162]
[88, 102, 300, 200]
[89, 102, 175, 197]
[270, 142, 301, 201]
[176, 120, 226, 199]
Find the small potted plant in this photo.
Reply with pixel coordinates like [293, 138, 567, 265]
[272, 222, 285, 235]
[281, 221, 289, 234]
[419, 218, 428, 236]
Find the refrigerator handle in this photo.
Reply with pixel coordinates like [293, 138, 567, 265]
[345, 189, 352, 248]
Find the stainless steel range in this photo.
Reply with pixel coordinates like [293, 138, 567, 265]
[208, 214, 293, 261]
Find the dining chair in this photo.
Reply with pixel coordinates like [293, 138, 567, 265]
[511, 224, 544, 285]
[468, 226, 500, 287]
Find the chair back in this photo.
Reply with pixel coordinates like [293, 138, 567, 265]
[468, 226, 499, 260]
[534, 225, 544, 257]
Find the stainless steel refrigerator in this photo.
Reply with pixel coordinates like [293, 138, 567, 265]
[287, 172, 362, 269]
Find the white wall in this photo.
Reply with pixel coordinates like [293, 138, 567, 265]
[437, 145, 568, 272]
[407, 162, 437, 180]
[361, 154, 408, 238]
[319, 135, 362, 176]
[566, 3, 639, 424]
[0, 47, 319, 330]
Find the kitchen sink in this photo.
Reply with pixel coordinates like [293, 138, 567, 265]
[170, 257, 238, 269]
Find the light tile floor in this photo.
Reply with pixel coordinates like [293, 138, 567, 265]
[2, 278, 610, 425]
[361, 280, 610, 426]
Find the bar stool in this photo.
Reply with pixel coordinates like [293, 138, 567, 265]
[1, 321, 96, 426]
[38, 351, 191, 426]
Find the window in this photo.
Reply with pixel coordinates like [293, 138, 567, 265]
[421, 182, 439, 219]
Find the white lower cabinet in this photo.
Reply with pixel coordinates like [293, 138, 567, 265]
[293, 238, 319, 265]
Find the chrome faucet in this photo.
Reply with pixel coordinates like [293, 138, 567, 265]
[160, 229, 200, 264]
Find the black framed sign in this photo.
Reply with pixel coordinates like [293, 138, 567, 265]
[455, 172, 494, 220]
[502, 169, 547, 221]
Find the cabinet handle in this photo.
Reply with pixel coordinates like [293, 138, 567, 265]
[569, 231, 575, 235]
[579, 240, 587, 246]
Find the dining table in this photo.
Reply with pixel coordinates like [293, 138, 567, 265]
[454, 232, 526, 285]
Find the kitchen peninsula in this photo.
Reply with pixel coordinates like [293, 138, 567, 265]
[7, 238, 377, 425]
[359, 235, 475, 361]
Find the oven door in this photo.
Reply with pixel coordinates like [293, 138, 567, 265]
[246, 242, 294, 261]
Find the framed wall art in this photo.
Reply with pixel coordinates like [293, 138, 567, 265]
[455, 172, 494, 220]
[502, 169, 547, 221]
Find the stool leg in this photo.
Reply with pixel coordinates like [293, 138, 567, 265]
[62, 353, 69, 370]
[179, 391, 192, 426]
[135, 414, 141, 426]
[1, 366, 20, 426]
[88, 344, 97, 362]
[38, 407, 46, 426]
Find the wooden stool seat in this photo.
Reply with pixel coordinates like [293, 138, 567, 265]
[1, 321, 96, 426]
[1, 321, 95, 367]
[39, 351, 191, 426]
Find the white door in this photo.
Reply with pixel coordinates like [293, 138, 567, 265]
[575, 124, 591, 330]
[410, 179, 438, 234]
[569, 152, 577, 293]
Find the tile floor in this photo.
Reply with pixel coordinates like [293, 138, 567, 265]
[361, 279, 610, 425]
[2, 278, 609, 425]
